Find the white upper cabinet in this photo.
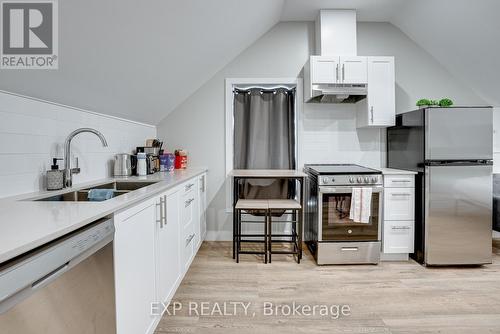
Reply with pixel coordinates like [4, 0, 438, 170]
[339, 56, 367, 84]
[356, 56, 395, 128]
[311, 56, 339, 84]
[310, 56, 367, 84]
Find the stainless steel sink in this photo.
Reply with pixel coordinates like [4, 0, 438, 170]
[33, 181, 159, 202]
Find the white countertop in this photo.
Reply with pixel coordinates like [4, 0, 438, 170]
[376, 168, 418, 175]
[229, 169, 307, 178]
[0, 168, 207, 264]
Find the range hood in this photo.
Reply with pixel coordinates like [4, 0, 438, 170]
[310, 83, 367, 103]
[305, 10, 367, 104]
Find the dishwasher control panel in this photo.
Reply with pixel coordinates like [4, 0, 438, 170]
[0, 218, 114, 314]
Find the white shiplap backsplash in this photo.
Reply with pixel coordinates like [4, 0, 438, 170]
[0, 91, 156, 198]
[298, 103, 385, 169]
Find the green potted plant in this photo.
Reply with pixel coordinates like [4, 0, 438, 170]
[416, 98, 454, 108]
[439, 98, 453, 107]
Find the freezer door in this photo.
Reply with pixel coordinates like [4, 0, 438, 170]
[425, 164, 492, 265]
[426, 107, 492, 160]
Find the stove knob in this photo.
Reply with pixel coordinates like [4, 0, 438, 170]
[357, 177, 362, 183]
[322, 177, 329, 184]
[364, 176, 370, 183]
[347, 229, 353, 234]
[371, 176, 378, 183]
[349, 177, 354, 183]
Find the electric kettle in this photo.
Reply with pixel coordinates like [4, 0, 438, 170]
[114, 153, 134, 176]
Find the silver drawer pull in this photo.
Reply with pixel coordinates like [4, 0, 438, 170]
[185, 198, 194, 207]
[185, 183, 195, 191]
[186, 233, 195, 245]
[391, 193, 411, 196]
[391, 226, 411, 230]
[391, 180, 411, 183]
[341, 247, 359, 252]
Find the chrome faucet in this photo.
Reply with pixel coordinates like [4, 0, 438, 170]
[64, 128, 108, 188]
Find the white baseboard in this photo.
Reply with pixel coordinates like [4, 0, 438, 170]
[205, 231, 233, 241]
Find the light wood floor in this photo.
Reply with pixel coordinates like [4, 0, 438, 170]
[155, 241, 500, 334]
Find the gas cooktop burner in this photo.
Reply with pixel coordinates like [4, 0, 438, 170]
[304, 164, 381, 175]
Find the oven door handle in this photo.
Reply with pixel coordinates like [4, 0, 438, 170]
[319, 186, 383, 194]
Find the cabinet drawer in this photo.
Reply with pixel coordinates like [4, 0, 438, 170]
[384, 188, 415, 221]
[182, 224, 196, 270]
[183, 180, 197, 195]
[181, 193, 196, 227]
[383, 221, 414, 254]
[384, 174, 415, 188]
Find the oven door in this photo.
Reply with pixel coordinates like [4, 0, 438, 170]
[318, 186, 382, 242]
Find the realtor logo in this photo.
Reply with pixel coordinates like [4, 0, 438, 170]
[1, 0, 58, 69]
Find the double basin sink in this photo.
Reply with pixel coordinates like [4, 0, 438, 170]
[34, 181, 159, 202]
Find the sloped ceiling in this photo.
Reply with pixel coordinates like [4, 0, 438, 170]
[0, 0, 496, 125]
[0, 0, 284, 124]
[282, 0, 499, 107]
[390, 0, 500, 107]
[281, 0, 407, 21]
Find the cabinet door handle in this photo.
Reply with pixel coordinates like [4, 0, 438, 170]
[163, 195, 167, 226]
[392, 180, 411, 183]
[336, 64, 339, 82]
[157, 197, 165, 228]
[391, 193, 411, 196]
[186, 233, 195, 246]
[391, 226, 411, 230]
[185, 198, 194, 207]
[200, 175, 205, 192]
[185, 183, 195, 191]
[370, 106, 374, 123]
[342, 64, 345, 82]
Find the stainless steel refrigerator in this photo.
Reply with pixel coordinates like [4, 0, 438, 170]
[387, 107, 493, 265]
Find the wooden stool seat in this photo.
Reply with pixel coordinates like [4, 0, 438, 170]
[235, 199, 269, 210]
[267, 199, 301, 209]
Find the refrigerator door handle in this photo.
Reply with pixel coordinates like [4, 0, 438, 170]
[425, 159, 493, 167]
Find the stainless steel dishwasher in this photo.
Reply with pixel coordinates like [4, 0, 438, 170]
[0, 218, 116, 334]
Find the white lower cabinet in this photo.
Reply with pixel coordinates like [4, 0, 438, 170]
[114, 173, 207, 334]
[382, 174, 415, 256]
[383, 220, 414, 254]
[114, 198, 158, 334]
[182, 222, 195, 271]
[198, 173, 207, 246]
[384, 188, 415, 221]
[156, 188, 181, 306]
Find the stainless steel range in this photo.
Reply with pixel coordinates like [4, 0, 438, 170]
[304, 164, 382, 265]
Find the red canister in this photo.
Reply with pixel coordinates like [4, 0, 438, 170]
[174, 150, 188, 169]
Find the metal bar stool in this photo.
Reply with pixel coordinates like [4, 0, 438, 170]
[267, 199, 303, 263]
[235, 199, 269, 263]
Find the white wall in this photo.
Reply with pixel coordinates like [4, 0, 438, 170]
[0, 91, 156, 198]
[494, 108, 500, 173]
[157, 21, 484, 240]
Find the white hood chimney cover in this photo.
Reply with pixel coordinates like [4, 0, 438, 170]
[316, 10, 357, 56]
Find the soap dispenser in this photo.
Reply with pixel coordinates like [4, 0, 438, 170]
[47, 158, 64, 190]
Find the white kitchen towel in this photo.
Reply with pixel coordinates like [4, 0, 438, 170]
[349, 188, 372, 224]
[360, 187, 372, 224]
[349, 188, 362, 222]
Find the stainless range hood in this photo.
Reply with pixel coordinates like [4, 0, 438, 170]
[309, 83, 367, 103]
[305, 10, 367, 104]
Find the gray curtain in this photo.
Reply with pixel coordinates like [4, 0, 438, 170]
[233, 88, 296, 200]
